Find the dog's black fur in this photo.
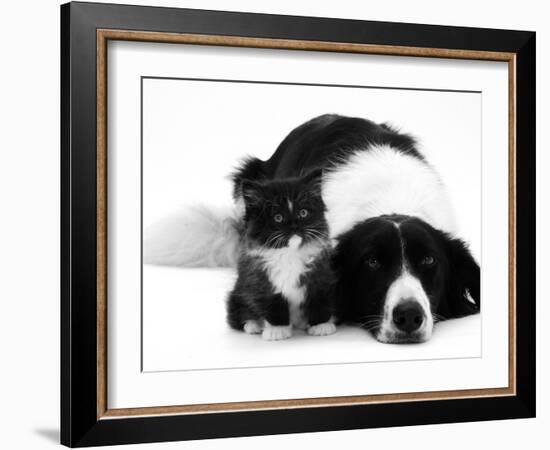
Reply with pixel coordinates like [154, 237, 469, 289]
[233, 114, 420, 189]
[334, 215, 479, 335]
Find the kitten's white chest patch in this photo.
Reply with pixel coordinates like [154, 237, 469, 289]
[249, 237, 323, 327]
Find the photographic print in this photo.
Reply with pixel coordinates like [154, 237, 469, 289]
[141, 76, 482, 371]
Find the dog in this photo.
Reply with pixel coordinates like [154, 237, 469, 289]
[144, 114, 480, 343]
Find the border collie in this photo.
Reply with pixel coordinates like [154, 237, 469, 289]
[144, 114, 480, 343]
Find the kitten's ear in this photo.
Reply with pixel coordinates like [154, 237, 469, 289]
[303, 168, 324, 188]
[241, 180, 263, 207]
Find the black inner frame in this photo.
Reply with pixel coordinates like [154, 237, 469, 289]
[61, 2, 536, 447]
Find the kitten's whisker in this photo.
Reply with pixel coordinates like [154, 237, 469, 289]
[305, 228, 328, 239]
[265, 232, 284, 248]
[264, 235, 277, 247]
[304, 229, 328, 247]
[273, 235, 286, 249]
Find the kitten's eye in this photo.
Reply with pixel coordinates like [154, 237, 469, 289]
[273, 213, 284, 223]
[421, 255, 436, 266]
[366, 257, 381, 270]
[298, 209, 309, 218]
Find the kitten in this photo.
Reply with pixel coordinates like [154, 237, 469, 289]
[227, 169, 337, 341]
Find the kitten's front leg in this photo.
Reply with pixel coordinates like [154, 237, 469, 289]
[261, 294, 292, 341]
[307, 319, 336, 336]
[243, 320, 263, 334]
[304, 279, 336, 337]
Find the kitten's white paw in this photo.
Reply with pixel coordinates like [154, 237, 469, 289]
[243, 320, 262, 334]
[262, 325, 292, 341]
[308, 322, 336, 336]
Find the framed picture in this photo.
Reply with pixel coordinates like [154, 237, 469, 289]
[60, 1, 536, 447]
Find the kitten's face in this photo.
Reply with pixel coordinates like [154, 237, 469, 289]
[242, 170, 328, 248]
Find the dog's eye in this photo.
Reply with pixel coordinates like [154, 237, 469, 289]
[298, 209, 309, 218]
[421, 255, 435, 266]
[365, 257, 381, 270]
[273, 214, 284, 223]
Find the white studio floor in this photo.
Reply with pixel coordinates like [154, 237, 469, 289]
[142, 265, 481, 373]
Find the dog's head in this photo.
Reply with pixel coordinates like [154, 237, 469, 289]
[333, 215, 479, 343]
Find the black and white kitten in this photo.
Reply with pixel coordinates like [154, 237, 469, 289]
[227, 169, 336, 341]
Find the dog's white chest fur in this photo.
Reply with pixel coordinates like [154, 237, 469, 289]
[249, 236, 322, 327]
[322, 145, 457, 238]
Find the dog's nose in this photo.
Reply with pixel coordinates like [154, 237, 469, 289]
[392, 300, 424, 333]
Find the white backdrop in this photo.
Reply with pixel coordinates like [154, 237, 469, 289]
[0, 1, 547, 449]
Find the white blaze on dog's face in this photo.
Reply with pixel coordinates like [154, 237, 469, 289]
[333, 215, 480, 344]
[376, 271, 434, 343]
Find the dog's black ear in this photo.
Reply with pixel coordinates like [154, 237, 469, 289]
[438, 237, 480, 319]
[330, 231, 358, 319]
[331, 230, 354, 274]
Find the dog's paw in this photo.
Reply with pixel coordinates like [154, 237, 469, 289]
[307, 322, 336, 336]
[262, 325, 292, 341]
[243, 320, 262, 334]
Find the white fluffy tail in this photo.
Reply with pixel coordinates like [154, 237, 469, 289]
[143, 204, 241, 268]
